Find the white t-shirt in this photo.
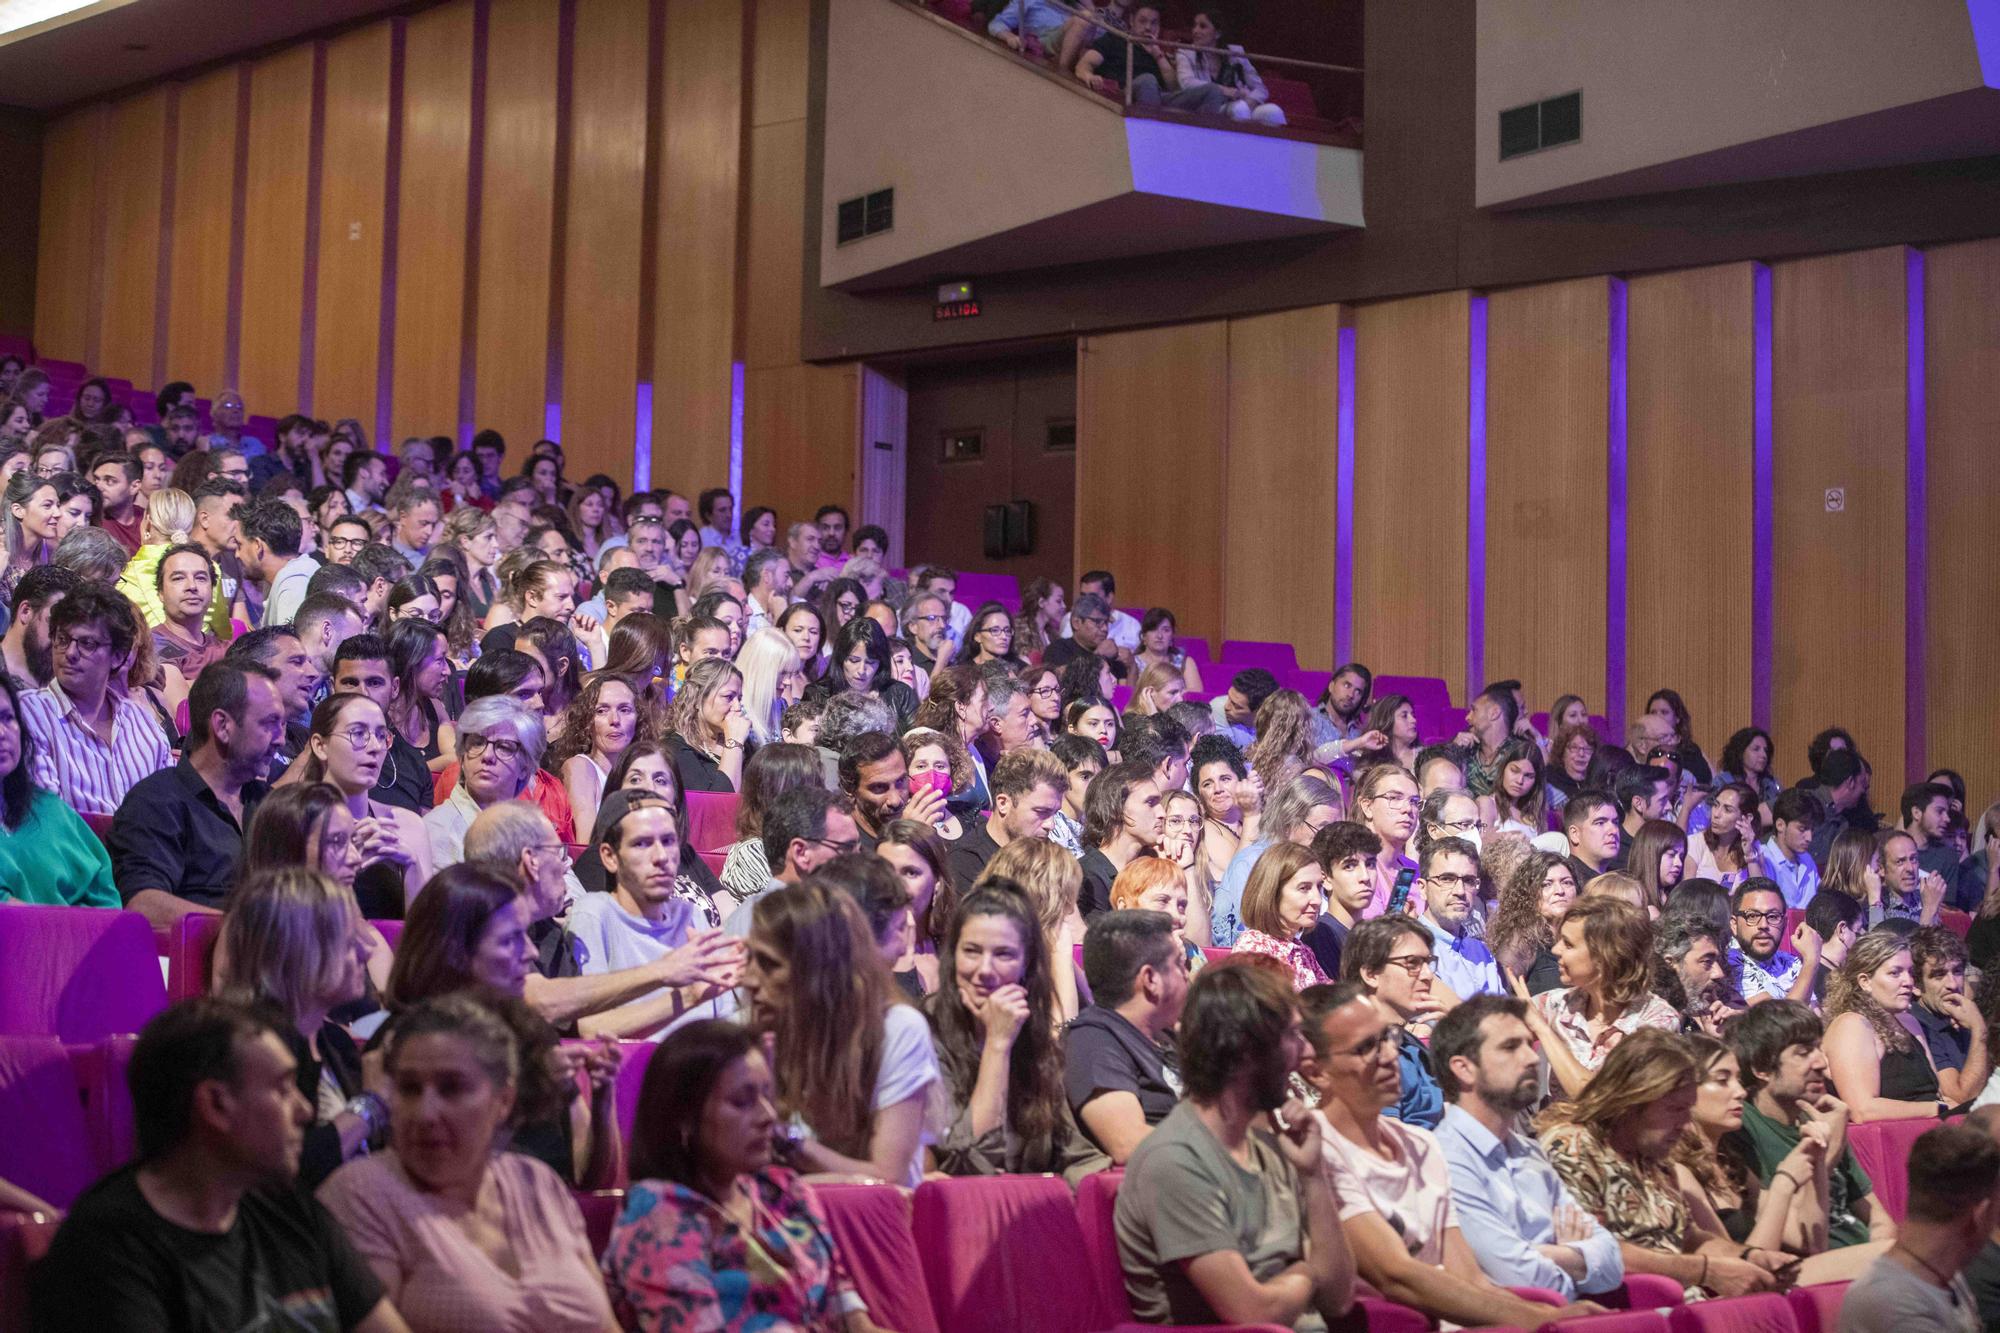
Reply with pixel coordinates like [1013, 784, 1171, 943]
[1317, 1111, 1456, 1265]
[874, 1003, 943, 1187]
[564, 892, 731, 1038]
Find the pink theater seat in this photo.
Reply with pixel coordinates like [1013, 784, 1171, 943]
[1665, 1292, 1797, 1333]
[954, 571, 1020, 605]
[572, 1188, 624, 1256]
[0, 905, 167, 1044]
[0, 1211, 60, 1333]
[1601, 1274, 1685, 1309]
[612, 1040, 657, 1175]
[698, 848, 728, 877]
[1784, 1283, 1848, 1333]
[1374, 674, 1454, 715]
[167, 912, 224, 1001]
[1941, 907, 1971, 939]
[1110, 685, 1133, 711]
[1538, 1313, 1670, 1333]
[1290, 669, 1334, 702]
[685, 789, 741, 854]
[911, 1174, 1116, 1333]
[1221, 640, 1299, 672]
[1073, 1169, 1131, 1319]
[1176, 635, 1213, 662]
[809, 1182, 943, 1333]
[67, 1035, 137, 1172]
[0, 1035, 100, 1209]
[372, 919, 403, 949]
[1847, 1117, 1939, 1224]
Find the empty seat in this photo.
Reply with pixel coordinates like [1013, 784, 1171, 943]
[167, 912, 224, 1002]
[1221, 640, 1299, 672]
[1375, 674, 1454, 713]
[0, 1035, 100, 1210]
[810, 1182, 943, 1333]
[1289, 669, 1334, 702]
[1604, 1275, 1685, 1309]
[1847, 1118, 1939, 1224]
[1176, 635, 1214, 662]
[0, 905, 167, 1044]
[67, 1034, 137, 1173]
[912, 1174, 1115, 1333]
[1783, 1283, 1848, 1333]
[684, 789, 741, 854]
[1665, 1292, 1797, 1333]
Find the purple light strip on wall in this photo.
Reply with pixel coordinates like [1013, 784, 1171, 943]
[1904, 247, 1928, 779]
[542, 0, 576, 449]
[632, 382, 652, 490]
[1751, 264, 1773, 732]
[1465, 293, 1488, 697]
[728, 360, 746, 507]
[1605, 277, 1629, 739]
[374, 19, 406, 452]
[1335, 324, 1356, 665]
[153, 87, 179, 393]
[457, 0, 490, 449]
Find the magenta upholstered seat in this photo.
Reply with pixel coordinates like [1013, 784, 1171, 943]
[0, 905, 167, 1044]
[1110, 685, 1134, 711]
[372, 919, 404, 949]
[167, 912, 224, 1002]
[1604, 1274, 1685, 1309]
[1784, 1283, 1849, 1333]
[809, 1182, 943, 1333]
[911, 1174, 1115, 1333]
[685, 790, 741, 854]
[67, 1035, 137, 1173]
[954, 572, 1020, 606]
[1941, 907, 1971, 939]
[572, 1188, 623, 1256]
[1537, 1312, 1670, 1333]
[0, 1212, 61, 1333]
[1665, 1292, 1798, 1333]
[1074, 1169, 1130, 1318]
[1221, 640, 1299, 672]
[1374, 674, 1454, 715]
[1177, 635, 1213, 663]
[0, 1035, 100, 1210]
[1847, 1117, 1939, 1224]
[612, 1040, 657, 1178]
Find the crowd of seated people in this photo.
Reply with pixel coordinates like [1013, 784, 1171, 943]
[12, 361, 2000, 1329]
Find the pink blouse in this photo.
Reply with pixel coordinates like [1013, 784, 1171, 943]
[318, 1151, 615, 1333]
[1231, 930, 1331, 991]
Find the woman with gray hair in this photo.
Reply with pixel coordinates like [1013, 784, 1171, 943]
[1209, 773, 1342, 948]
[422, 693, 548, 870]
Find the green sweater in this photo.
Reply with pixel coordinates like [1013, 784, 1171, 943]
[0, 787, 118, 907]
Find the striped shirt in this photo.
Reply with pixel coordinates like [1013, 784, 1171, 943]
[21, 681, 173, 815]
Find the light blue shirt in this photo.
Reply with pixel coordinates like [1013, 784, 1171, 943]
[1211, 837, 1272, 948]
[1756, 837, 1820, 909]
[987, 0, 1072, 41]
[1422, 917, 1504, 999]
[1434, 1104, 1624, 1299]
[1207, 695, 1255, 749]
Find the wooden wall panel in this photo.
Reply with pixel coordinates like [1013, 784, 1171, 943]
[33, 108, 104, 365]
[652, 0, 745, 494]
[1923, 238, 2000, 806]
[389, 0, 474, 444]
[166, 67, 241, 396]
[750, 0, 809, 129]
[740, 119, 804, 376]
[1485, 277, 1610, 713]
[313, 23, 392, 427]
[1770, 247, 1906, 778]
[96, 90, 171, 386]
[1076, 324, 1228, 640]
[471, 0, 558, 457]
[1224, 305, 1341, 670]
[1351, 292, 1469, 699]
[239, 46, 314, 417]
[1625, 263, 1755, 756]
[559, 0, 647, 487]
[742, 362, 858, 528]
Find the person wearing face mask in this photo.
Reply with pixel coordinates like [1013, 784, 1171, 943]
[317, 993, 619, 1331]
[1419, 838, 1503, 999]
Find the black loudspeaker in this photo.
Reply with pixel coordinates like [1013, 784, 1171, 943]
[983, 505, 1008, 560]
[1006, 500, 1036, 556]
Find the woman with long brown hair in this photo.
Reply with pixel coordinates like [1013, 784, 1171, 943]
[1486, 849, 1578, 992]
[739, 881, 940, 1186]
[1823, 927, 1948, 1121]
[1521, 895, 1678, 1098]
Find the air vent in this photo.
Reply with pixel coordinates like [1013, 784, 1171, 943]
[1045, 420, 1076, 452]
[1498, 90, 1582, 160]
[836, 187, 895, 245]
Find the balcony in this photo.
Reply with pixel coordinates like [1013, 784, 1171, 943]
[820, 0, 1365, 293]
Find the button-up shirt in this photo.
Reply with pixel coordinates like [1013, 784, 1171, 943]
[1728, 944, 1803, 1003]
[1756, 838, 1820, 909]
[1434, 1104, 1624, 1299]
[21, 680, 173, 815]
[1423, 917, 1504, 999]
[108, 756, 268, 909]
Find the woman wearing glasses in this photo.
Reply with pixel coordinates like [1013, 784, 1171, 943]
[967, 600, 1025, 670]
[294, 692, 434, 918]
[422, 694, 547, 874]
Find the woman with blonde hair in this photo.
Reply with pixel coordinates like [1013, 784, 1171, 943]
[734, 625, 806, 751]
[1130, 660, 1187, 716]
[976, 836, 1088, 1023]
[664, 655, 749, 792]
[684, 545, 733, 600]
[1522, 894, 1678, 1098]
[437, 503, 501, 623]
[214, 866, 379, 1189]
[1538, 1029, 1787, 1298]
[1823, 927, 1947, 1121]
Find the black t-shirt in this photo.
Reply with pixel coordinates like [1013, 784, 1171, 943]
[670, 734, 735, 794]
[1064, 1006, 1182, 1149]
[1042, 635, 1129, 680]
[368, 730, 436, 816]
[1962, 1238, 2000, 1330]
[1079, 848, 1119, 917]
[29, 1166, 384, 1333]
[946, 821, 1002, 888]
[1089, 32, 1163, 85]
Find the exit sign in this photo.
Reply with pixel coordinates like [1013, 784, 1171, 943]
[935, 279, 979, 321]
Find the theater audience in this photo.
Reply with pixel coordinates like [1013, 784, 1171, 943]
[1688, 781, 1759, 888]
[1563, 787, 1623, 888]
[1301, 983, 1603, 1327]
[111, 659, 285, 926]
[1430, 995, 1626, 1300]
[1523, 895, 1679, 1098]
[1727, 878, 1818, 1006]
[879, 816, 953, 996]
[28, 999, 405, 1332]
[1837, 1123, 1998, 1333]
[1110, 853, 1204, 972]
[1049, 731, 1104, 855]
[721, 785, 860, 933]
[945, 745, 1063, 884]
[717, 740, 824, 903]
[739, 879, 939, 1186]
[1078, 759, 1166, 917]
[20, 582, 173, 814]
[975, 836, 1089, 1023]
[1212, 772, 1339, 946]
[1307, 819, 1382, 979]
[0, 670, 117, 904]
[1353, 763, 1422, 914]
[602, 1020, 889, 1332]
[1824, 928, 1950, 1121]
[1230, 842, 1334, 990]
[1067, 909, 1189, 1165]
[1113, 960, 1353, 1328]
[296, 692, 433, 916]
[1653, 916, 1738, 1037]
[1339, 914, 1447, 1129]
[316, 994, 617, 1332]
[1486, 849, 1577, 994]
[662, 656, 748, 793]
[1628, 818, 1688, 910]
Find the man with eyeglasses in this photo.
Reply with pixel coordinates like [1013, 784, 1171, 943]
[1417, 837, 1503, 1000]
[1416, 786, 1483, 862]
[722, 786, 860, 937]
[1727, 878, 1814, 1005]
[901, 590, 955, 678]
[1300, 984, 1603, 1330]
[1340, 914, 1448, 1129]
[1044, 591, 1135, 681]
[203, 387, 265, 457]
[322, 515, 371, 569]
[19, 585, 172, 815]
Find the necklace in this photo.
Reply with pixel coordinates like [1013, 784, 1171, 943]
[1893, 1242, 1956, 1291]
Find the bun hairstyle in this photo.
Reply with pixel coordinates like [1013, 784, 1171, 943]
[144, 487, 197, 546]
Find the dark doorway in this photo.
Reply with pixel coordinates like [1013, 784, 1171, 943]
[904, 349, 1075, 583]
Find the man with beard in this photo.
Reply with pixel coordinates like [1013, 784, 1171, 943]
[1418, 837, 1502, 999]
[1652, 916, 1741, 1036]
[1431, 995, 1626, 1300]
[1908, 926, 1991, 1109]
[1727, 878, 1818, 1005]
[1302, 985, 1604, 1328]
[839, 730, 947, 853]
[1113, 962, 1354, 1331]
[0, 564, 81, 690]
[943, 745, 1063, 884]
[1721, 999, 1895, 1252]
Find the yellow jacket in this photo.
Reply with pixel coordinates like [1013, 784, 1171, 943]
[119, 543, 234, 638]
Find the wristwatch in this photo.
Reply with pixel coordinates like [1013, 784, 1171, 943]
[343, 1091, 390, 1150]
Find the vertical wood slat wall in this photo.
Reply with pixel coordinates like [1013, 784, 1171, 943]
[30, 0, 796, 503]
[1077, 239, 2000, 798]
